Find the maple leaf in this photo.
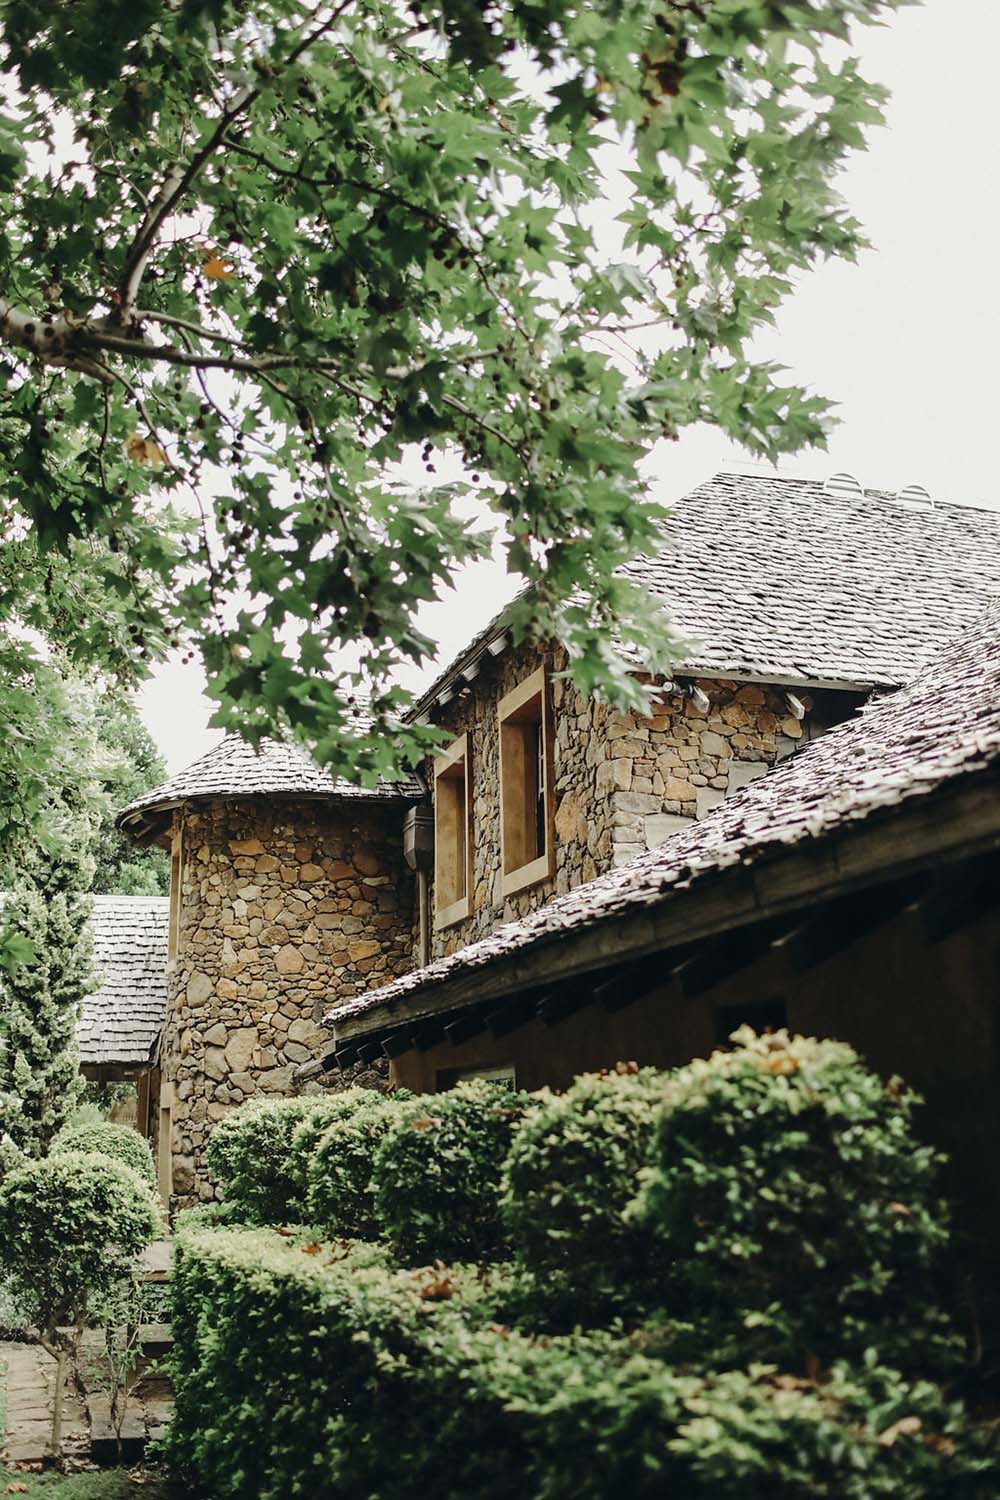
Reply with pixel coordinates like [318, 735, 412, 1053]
[202, 251, 235, 281]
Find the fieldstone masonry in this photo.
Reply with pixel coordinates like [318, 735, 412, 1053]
[428, 642, 852, 959]
[163, 796, 414, 1209]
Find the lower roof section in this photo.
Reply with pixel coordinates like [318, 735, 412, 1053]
[310, 606, 1000, 1065]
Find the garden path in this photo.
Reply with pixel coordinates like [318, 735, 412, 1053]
[0, 1341, 88, 1466]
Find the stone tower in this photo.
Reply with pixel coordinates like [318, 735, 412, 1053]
[117, 737, 421, 1211]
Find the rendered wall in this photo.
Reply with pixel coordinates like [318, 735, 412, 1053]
[162, 796, 414, 1210]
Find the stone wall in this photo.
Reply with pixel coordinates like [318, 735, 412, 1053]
[428, 642, 857, 958]
[162, 795, 414, 1210]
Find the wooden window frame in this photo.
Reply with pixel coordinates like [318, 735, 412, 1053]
[167, 823, 183, 964]
[498, 666, 555, 899]
[433, 732, 472, 931]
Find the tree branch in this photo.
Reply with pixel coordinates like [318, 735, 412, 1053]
[115, 0, 357, 316]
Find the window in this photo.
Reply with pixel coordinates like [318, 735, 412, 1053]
[433, 732, 471, 930]
[498, 666, 554, 898]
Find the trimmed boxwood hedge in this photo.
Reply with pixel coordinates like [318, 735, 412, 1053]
[500, 1064, 666, 1326]
[168, 1225, 1000, 1500]
[306, 1091, 407, 1239]
[54, 1119, 156, 1185]
[372, 1079, 536, 1264]
[630, 1028, 959, 1371]
[205, 1093, 377, 1224]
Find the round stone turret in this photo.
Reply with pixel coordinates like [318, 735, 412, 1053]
[117, 737, 422, 1211]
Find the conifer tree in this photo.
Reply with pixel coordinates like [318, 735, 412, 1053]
[0, 842, 95, 1155]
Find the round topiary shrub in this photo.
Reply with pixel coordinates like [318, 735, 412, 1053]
[0, 1149, 160, 1462]
[373, 1080, 536, 1265]
[55, 1119, 156, 1185]
[500, 1063, 666, 1326]
[306, 1091, 411, 1239]
[206, 1093, 376, 1224]
[629, 1027, 957, 1370]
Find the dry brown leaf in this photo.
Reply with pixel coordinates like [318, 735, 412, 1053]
[878, 1415, 922, 1447]
[301, 1242, 323, 1256]
[888, 1201, 911, 1218]
[923, 1433, 956, 1457]
[6, 1483, 29, 1493]
[124, 432, 165, 468]
[202, 251, 235, 281]
[408, 1114, 439, 1132]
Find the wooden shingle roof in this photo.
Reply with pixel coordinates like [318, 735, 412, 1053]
[78, 895, 169, 1067]
[410, 473, 1000, 717]
[117, 735, 425, 844]
[325, 604, 1000, 1038]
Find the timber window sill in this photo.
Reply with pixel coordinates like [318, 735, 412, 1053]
[501, 852, 554, 900]
[434, 894, 471, 932]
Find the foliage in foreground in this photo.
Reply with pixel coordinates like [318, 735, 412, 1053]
[168, 1226, 999, 1500]
[0, 0, 908, 779]
[500, 1063, 666, 1325]
[631, 1028, 957, 1370]
[204, 1093, 379, 1224]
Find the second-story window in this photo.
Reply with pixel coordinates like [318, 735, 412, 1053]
[434, 732, 471, 930]
[499, 667, 554, 898]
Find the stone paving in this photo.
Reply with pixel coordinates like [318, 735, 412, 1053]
[0, 1340, 89, 1466]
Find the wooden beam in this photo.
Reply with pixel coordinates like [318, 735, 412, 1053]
[671, 924, 777, 997]
[445, 1009, 489, 1046]
[487, 992, 539, 1038]
[918, 854, 1000, 944]
[356, 1040, 383, 1064]
[771, 880, 920, 973]
[381, 1030, 416, 1060]
[537, 985, 592, 1027]
[413, 1018, 448, 1051]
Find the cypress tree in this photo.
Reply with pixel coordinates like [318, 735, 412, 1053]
[0, 845, 95, 1155]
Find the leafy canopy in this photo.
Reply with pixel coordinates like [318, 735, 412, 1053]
[0, 0, 906, 778]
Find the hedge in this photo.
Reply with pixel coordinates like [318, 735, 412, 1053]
[500, 1064, 666, 1326]
[306, 1091, 407, 1239]
[168, 1225, 999, 1500]
[372, 1079, 536, 1264]
[54, 1119, 156, 1185]
[205, 1093, 375, 1224]
[630, 1028, 959, 1370]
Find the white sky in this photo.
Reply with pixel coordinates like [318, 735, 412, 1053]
[140, 0, 1000, 773]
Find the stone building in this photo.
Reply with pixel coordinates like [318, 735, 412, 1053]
[116, 738, 421, 1207]
[117, 471, 1000, 1206]
[317, 606, 1000, 1287]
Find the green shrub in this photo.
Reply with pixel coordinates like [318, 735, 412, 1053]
[167, 1224, 998, 1500]
[629, 1028, 958, 1370]
[167, 1225, 492, 1499]
[306, 1091, 408, 1239]
[55, 1119, 156, 1185]
[500, 1064, 665, 1326]
[373, 1080, 536, 1264]
[0, 1150, 160, 1461]
[205, 1091, 379, 1223]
